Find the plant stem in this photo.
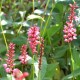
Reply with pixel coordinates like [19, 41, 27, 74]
[42, 3, 54, 37]
[18, 0, 25, 33]
[69, 43, 74, 80]
[33, 0, 34, 12]
[38, 70, 41, 80]
[0, 0, 8, 51]
[17, 18, 24, 33]
[40, 0, 50, 29]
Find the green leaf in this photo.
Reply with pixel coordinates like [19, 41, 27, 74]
[54, 45, 68, 58]
[34, 9, 44, 15]
[47, 24, 61, 37]
[40, 57, 47, 80]
[72, 48, 80, 66]
[19, 11, 26, 18]
[45, 63, 58, 78]
[27, 14, 45, 21]
[13, 21, 29, 27]
[7, 74, 15, 80]
[1, 20, 8, 26]
[55, 0, 72, 4]
[0, 77, 8, 80]
[12, 36, 27, 45]
[0, 44, 6, 53]
[0, 66, 6, 78]
[62, 68, 80, 80]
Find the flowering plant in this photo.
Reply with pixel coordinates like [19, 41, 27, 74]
[0, 0, 80, 80]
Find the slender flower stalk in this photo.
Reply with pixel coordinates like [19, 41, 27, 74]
[27, 25, 40, 54]
[63, 2, 78, 43]
[3, 43, 15, 73]
[19, 44, 28, 64]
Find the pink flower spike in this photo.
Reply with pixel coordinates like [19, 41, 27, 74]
[27, 25, 40, 54]
[19, 44, 28, 64]
[63, 2, 78, 43]
[3, 43, 15, 73]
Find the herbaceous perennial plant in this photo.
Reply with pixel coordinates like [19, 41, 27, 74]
[3, 43, 29, 80]
[3, 25, 44, 80]
[63, 2, 78, 43]
[2, 1, 80, 80]
[63, 2, 78, 79]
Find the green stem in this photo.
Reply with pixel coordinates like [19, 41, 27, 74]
[40, 0, 50, 29]
[33, 0, 34, 12]
[18, 0, 25, 33]
[17, 20, 23, 33]
[17, 12, 24, 33]
[38, 70, 41, 80]
[69, 43, 74, 80]
[0, 0, 8, 51]
[42, 4, 54, 37]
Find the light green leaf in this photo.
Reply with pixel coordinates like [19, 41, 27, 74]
[19, 11, 26, 18]
[34, 9, 44, 15]
[7, 74, 15, 80]
[27, 14, 45, 21]
[1, 20, 8, 26]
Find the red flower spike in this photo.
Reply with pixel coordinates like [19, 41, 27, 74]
[38, 37, 44, 70]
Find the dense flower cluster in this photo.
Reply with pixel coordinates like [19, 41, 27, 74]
[38, 37, 44, 70]
[3, 25, 44, 80]
[13, 68, 29, 80]
[63, 2, 78, 43]
[3, 43, 15, 73]
[3, 43, 29, 80]
[19, 44, 28, 64]
[27, 26, 40, 54]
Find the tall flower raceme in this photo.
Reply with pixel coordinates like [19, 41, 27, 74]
[63, 2, 78, 43]
[27, 25, 40, 54]
[38, 37, 44, 70]
[3, 43, 29, 80]
[3, 43, 15, 73]
[19, 44, 28, 64]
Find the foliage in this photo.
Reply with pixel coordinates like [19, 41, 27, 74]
[0, 0, 80, 80]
